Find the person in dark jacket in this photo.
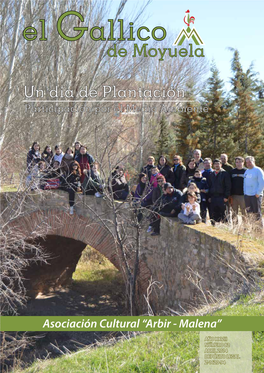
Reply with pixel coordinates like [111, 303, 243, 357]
[141, 156, 155, 181]
[142, 166, 162, 207]
[148, 175, 166, 235]
[27, 141, 41, 171]
[208, 159, 231, 223]
[230, 156, 246, 216]
[45, 160, 63, 179]
[149, 182, 182, 236]
[220, 154, 233, 174]
[134, 173, 147, 202]
[188, 169, 209, 222]
[152, 175, 166, 206]
[74, 141, 82, 160]
[61, 147, 74, 175]
[172, 155, 186, 190]
[188, 169, 208, 193]
[75, 146, 94, 184]
[159, 183, 183, 218]
[157, 155, 174, 184]
[201, 158, 213, 220]
[201, 158, 213, 182]
[61, 161, 82, 214]
[110, 166, 129, 200]
[133, 173, 147, 223]
[193, 149, 203, 168]
[180, 158, 196, 190]
[41, 145, 53, 168]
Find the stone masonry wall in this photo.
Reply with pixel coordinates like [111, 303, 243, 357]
[1, 190, 252, 314]
[142, 218, 248, 312]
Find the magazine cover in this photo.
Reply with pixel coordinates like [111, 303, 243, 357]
[0, 0, 263, 372]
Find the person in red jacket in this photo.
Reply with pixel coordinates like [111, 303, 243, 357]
[75, 146, 92, 184]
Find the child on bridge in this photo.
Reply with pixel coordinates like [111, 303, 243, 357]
[178, 192, 202, 225]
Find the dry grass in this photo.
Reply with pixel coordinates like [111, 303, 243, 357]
[220, 213, 264, 244]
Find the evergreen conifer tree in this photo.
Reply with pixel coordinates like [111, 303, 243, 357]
[155, 114, 170, 157]
[175, 81, 201, 160]
[199, 62, 236, 159]
[230, 49, 263, 160]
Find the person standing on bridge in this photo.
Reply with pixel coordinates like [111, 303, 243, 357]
[180, 158, 196, 190]
[230, 156, 246, 217]
[147, 174, 166, 235]
[172, 155, 186, 190]
[244, 156, 264, 225]
[220, 153, 234, 175]
[188, 169, 209, 222]
[201, 158, 213, 182]
[141, 166, 162, 207]
[201, 158, 213, 221]
[157, 155, 174, 184]
[133, 173, 147, 223]
[141, 156, 155, 181]
[208, 159, 231, 224]
[193, 149, 203, 169]
[61, 161, 82, 215]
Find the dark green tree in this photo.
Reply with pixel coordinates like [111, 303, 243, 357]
[230, 49, 263, 162]
[175, 81, 201, 161]
[199, 62, 236, 160]
[255, 80, 264, 166]
[155, 114, 170, 157]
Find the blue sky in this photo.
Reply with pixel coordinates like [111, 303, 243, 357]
[112, 0, 264, 90]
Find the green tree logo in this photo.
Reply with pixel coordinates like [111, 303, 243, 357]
[173, 10, 204, 46]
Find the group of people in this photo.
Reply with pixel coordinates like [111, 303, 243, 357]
[26, 141, 103, 214]
[134, 150, 264, 235]
[26, 143, 264, 232]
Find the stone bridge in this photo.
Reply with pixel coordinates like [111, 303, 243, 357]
[1, 190, 259, 314]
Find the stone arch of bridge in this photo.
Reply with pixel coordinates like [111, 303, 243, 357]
[8, 208, 151, 306]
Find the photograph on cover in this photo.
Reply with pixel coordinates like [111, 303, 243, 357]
[0, 0, 263, 371]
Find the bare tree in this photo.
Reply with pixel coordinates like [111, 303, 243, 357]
[0, 153, 53, 368]
[1, 0, 152, 155]
[59, 121, 154, 315]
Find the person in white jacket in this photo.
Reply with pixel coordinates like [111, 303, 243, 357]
[244, 156, 264, 224]
[53, 145, 64, 164]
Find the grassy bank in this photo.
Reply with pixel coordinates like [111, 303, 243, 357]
[71, 246, 126, 309]
[13, 291, 264, 373]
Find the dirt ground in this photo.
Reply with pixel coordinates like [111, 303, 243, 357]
[16, 278, 127, 365]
